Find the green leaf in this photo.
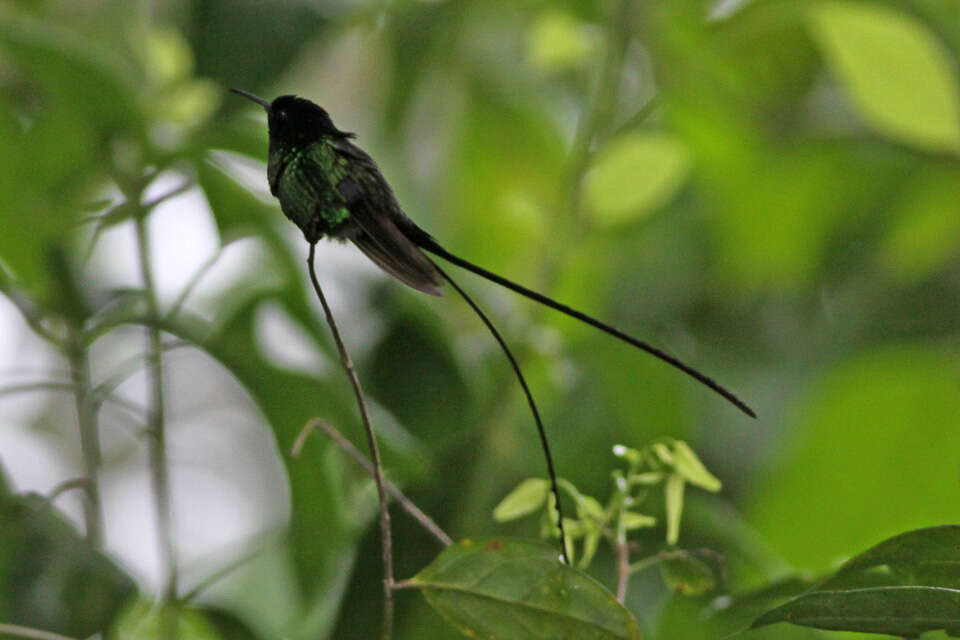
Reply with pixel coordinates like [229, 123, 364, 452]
[664, 474, 685, 545]
[622, 511, 656, 531]
[651, 442, 675, 466]
[198, 608, 263, 640]
[660, 554, 716, 596]
[0, 7, 141, 131]
[576, 494, 608, 522]
[821, 525, 960, 590]
[751, 586, 960, 636]
[584, 132, 692, 226]
[580, 529, 602, 570]
[197, 160, 275, 243]
[494, 478, 550, 522]
[670, 441, 721, 492]
[527, 9, 597, 72]
[409, 538, 642, 640]
[0, 9, 143, 300]
[808, 2, 960, 152]
[111, 601, 223, 640]
[0, 490, 136, 637]
[707, 574, 819, 619]
[748, 346, 960, 571]
[879, 167, 960, 282]
[629, 472, 665, 486]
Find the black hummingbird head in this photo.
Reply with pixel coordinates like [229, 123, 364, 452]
[230, 88, 355, 147]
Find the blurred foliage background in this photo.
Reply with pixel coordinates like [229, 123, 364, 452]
[0, 0, 958, 638]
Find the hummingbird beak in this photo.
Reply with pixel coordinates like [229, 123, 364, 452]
[230, 88, 270, 110]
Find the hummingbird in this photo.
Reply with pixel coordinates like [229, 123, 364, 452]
[230, 89, 755, 418]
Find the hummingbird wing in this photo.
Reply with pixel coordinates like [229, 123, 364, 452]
[351, 227, 444, 297]
[333, 146, 444, 297]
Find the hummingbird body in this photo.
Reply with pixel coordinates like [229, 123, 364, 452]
[259, 93, 445, 295]
[231, 89, 755, 417]
[232, 88, 754, 566]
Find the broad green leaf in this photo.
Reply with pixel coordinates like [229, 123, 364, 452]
[111, 601, 222, 640]
[494, 478, 550, 522]
[188, 0, 327, 97]
[197, 160, 275, 243]
[707, 574, 819, 619]
[880, 167, 960, 281]
[448, 94, 564, 272]
[584, 132, 691, 226]
[201, 608, 263, 640]
[661, 554, 716, 596]
[0, 7, 141, 131]
[671, 441, 721, 492]
[752, 586, 960, 636]
[366, 305, 471, 445]
[528, 10, 597, 72]
[410, 539, 641, 640]
[665, 474, 685, 545]
[0, 490, 136, 637]
[808, 2, 960, 152]
[821, 525, 960, 590]
[0, 9, 143, 299]
[748, 346, 960, 571]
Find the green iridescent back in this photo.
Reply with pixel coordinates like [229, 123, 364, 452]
[269, 139, 352, 238]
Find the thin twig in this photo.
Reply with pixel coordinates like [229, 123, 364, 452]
[293, 418, 452, 547]
[612, 95, 660, 137]
[165, 249, 222, 320]
[0, 381, 147, 419]
[66, 335, 103, 547]
[47, 477, 91, 503]
[628, 548, 689, 575]
[0, 623, 77, 640]
[615, 541, 630, 603]
[134, 211, 179, 637]
[307, 242, 393, 640]
[91, 341, 188, 407]
[144, 181, 193, 209]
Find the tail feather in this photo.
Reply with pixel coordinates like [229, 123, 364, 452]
[415, 234, 756, 418]
[430, 259, 570, 564]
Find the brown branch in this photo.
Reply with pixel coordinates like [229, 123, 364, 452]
[293, 418, 453, 547]
[307, 242, 394, 640]
[615, 541, 630, 603]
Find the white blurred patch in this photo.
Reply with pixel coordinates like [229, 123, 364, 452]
[255, 301, 328, 376]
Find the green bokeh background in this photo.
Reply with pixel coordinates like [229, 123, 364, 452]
[0, 0, 958, 638]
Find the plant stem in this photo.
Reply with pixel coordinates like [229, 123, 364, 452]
[293, 418, 452, 547]
[134, 212, 178, 638]
[0, 623, 77, 640]
[306, 242, 394, 640]
[66, 334, 103, 547]
[615, 541, 630, 603]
